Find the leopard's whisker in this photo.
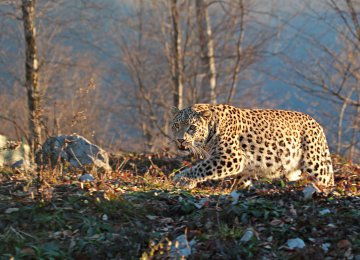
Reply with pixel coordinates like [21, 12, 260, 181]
[191, 144, 206, 159]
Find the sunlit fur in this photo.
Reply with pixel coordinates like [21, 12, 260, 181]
[170, 103, 334, 189]
[171, 105, 212, 159]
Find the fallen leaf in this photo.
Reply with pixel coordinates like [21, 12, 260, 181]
[159, 217, 174, 224]
[270, 219, 284, 226]
[289, 204, 297, 216]
[337, 239, 351, 249]
[146, 215, 158, 220]
[286, 238, 305, 249]
[20, 247, 35, 256]
[344, 247, 353, 258]
[5, 207, 19, 214]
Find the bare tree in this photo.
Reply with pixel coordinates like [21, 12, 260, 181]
[348, 105, 360, 161]
[0, 1, 113, 149]
[106, 0, 276, 150]
[22, 0, 42, 158]
[276, 0, 360, 161]
[226, 0, 245, 103]
[195, 0, 217, 104]
[337, 88, 355, 155]
[0, 0, 279, 152]
[169, 0, 184, 109]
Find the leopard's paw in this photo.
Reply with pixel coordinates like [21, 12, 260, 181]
[173, 174, 197, 189]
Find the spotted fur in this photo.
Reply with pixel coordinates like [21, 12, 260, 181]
[171, 104, 334, 189]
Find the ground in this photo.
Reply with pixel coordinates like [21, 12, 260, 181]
[0, 154, 359, 259]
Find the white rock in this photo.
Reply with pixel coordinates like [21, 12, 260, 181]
[0, 135, 31, 169]
[146, 215, 158, 220]
[193, 198, 209, 209]
[240, 228, 254, 242]
[5, 208, 19, 214]
[302, 183, 321, 200]
[40, 135, 111, 172]
[170, 234, 196, 258]
[321, 243, 331, 253]
[287, 238, 306, 249]
[308, 237, 316, 243]
[319, 209, 331, 215]
[230, 190, 240, 205]
[327, 223, 337, 228]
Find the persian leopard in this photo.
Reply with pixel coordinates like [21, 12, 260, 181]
[171, 104, 334, 189]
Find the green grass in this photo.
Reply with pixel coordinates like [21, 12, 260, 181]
[0, 154, 359, 259]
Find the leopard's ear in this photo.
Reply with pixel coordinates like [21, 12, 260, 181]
[200, 109, 212, 120]
[171, 106, 180, 116]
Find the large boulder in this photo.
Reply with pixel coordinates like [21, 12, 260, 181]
[0, 135, 31, 169]
[40, 135, 111, 172]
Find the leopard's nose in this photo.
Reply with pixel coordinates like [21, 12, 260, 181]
[177, 139, 185, 144]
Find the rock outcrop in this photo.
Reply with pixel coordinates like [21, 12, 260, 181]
[40, 135, 111, 172]
[0, 135, 31, 169]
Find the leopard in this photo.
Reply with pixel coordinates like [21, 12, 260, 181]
[171, 103, 334, 189]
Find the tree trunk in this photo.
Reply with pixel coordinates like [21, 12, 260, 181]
[22, 0, 42, 159]
[195, 0, 217, 104]
[337, 87, 356, 155]
[227, 0, 245, 104]
[337, 99, 347, 155]
[348, 103, 360, 161]
[346, 0, 360, 161]
[170, 0, 184, 109]
[346, 0, 360, 43]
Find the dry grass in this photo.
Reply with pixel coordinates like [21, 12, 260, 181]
[0, 154, 359, 259]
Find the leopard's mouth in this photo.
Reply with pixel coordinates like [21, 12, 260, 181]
[178, 144, 189, 151]
[177, 141, 191, 151]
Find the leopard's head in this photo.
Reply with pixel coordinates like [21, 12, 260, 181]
[170, 105, 212, 155]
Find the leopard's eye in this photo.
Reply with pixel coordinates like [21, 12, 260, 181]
[189, 125, 196, 131]
[173, 123, 180, 129]
[188, 125, 196, 134]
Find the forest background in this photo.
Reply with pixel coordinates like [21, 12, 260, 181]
[0, 0, 359, 162]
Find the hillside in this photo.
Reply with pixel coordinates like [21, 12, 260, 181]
[0, 154, 359, 259]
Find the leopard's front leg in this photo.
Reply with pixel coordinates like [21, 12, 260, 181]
[173, 167, 199, 189]
[173, 160, 213, 189]
[173, 153, 244, 189]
